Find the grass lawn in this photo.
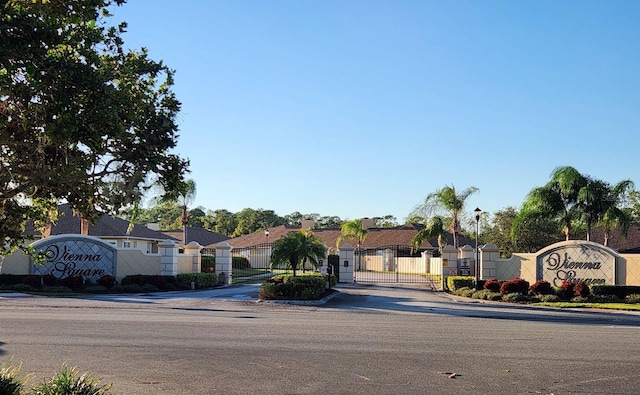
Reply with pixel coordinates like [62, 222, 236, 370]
[533, 302, 640, 311]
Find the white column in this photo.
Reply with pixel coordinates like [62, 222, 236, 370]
[159, 240, 179, 276]
[184, 241, 202, 273]
[338, 243, 355, 283]
[215, 241, 233, 285]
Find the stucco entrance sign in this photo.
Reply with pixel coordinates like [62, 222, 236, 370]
[536, 241, 617, 286]
[30, 235, 117, 281]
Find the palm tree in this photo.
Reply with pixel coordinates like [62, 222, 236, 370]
[158, 179, 196, 244]
[513, 166, 587, 242]
[336, 219, 368, 249]
[270, 229, 327, 276]
[336, 219, 368, 270]
[411, 216, 448, 256]
[595, 180, 634, 246]
[410, 184, 478, 249]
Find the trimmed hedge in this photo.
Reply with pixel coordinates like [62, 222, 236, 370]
[447, 276, 474, 292]
[176, 273, 218, 289]
[590, 285, 640, 300]
[259, 273, 337, 300]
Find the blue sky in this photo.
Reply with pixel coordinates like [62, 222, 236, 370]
[109, 0, 640, 224]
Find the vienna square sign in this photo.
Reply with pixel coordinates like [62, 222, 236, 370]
[536, 241, 617, 287]
[30, 235, 117, 281]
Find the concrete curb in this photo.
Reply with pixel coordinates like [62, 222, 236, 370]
[257, 289, 342, 306]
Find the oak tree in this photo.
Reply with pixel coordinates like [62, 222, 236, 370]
[0, 0, 189, 254]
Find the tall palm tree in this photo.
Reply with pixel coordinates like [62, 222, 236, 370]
[513, 166, 587, 242]
[336, 219, 368, 269]
[595, 180, 634, 246]
[158, 179, 196, 244]
[336, 219, 368, 249]
[270, 230, 327, 276]
[410, 184, 478, 249]
[411, 216, 448, 256]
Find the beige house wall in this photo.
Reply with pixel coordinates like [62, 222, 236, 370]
[116, 249, 162, 279]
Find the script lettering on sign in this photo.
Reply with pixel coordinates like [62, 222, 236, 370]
[537, 242, 616, 286]
[45, 245, 107, 278]
[30, 236, 117, 281]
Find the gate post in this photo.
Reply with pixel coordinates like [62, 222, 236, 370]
[184, 241, 202, 273]
[159, 240, 178, 276]
[338, 243, 355, 283]
[215, 242, 233, 285]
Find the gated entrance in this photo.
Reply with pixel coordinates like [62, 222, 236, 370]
[354, 245, 439, 285]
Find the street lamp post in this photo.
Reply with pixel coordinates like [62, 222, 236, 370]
[474, 207, 482, 291]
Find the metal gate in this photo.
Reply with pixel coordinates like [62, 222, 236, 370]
[354, 245, 440, 286]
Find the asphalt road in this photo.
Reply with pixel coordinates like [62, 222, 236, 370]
[1, 284, 639, 394]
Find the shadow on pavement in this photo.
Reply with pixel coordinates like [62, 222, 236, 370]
[323, 284, 640, 327]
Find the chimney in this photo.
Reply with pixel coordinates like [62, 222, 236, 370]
[147, 222, 160, 231]
[301, 220, 315, 230]
[361, 218, 374, 230]
[80, 218, 90, 235]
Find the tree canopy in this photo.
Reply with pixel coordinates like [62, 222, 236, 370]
[512, 166, 633, 245]
[1, 0, 189, 254]
[410, 184, 479, 248]
[270, 229, 327, 276]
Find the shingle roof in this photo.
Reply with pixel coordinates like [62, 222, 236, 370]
[163, 228, 229, 246]
[589, 225, 640, 252]
[26, 204, 175, 241]
[220, 224, 476, 250]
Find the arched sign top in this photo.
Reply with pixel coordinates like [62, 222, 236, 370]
[30, 235, 117, 281]
[535, 240, 617, 286]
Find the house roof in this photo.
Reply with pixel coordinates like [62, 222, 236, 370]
[589, 225, 640, 252]
[163, 228, 229, 246]
[25, 204, 175, 241]
[220, 224, 476, 250]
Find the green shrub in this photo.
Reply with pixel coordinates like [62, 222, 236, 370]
[571, 296, 590, 303]
[110, 284, 125, 293]
[176, 273, 217, 289]
[259, 273, 332, 300]
[447, 276, 474, 292]
[29, 364, 112, 395]
[487, 292, 503, 301]
[122, 284, 143, 293]
[538, 294, 559, 303]
[502, 292, 529, 302]
[8, 284, 34, 293]
[591, 294, 620, 303]
[590, 285, 640, 300]
[625, 294, 640, 304]
[456, 287, 475, 298]
[0, 359, 29, 395]
[141, 284, 160, 293]
[83, 286, 108, 294]
[471, 289, 502, 301]
[41, 286, 73, 294]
